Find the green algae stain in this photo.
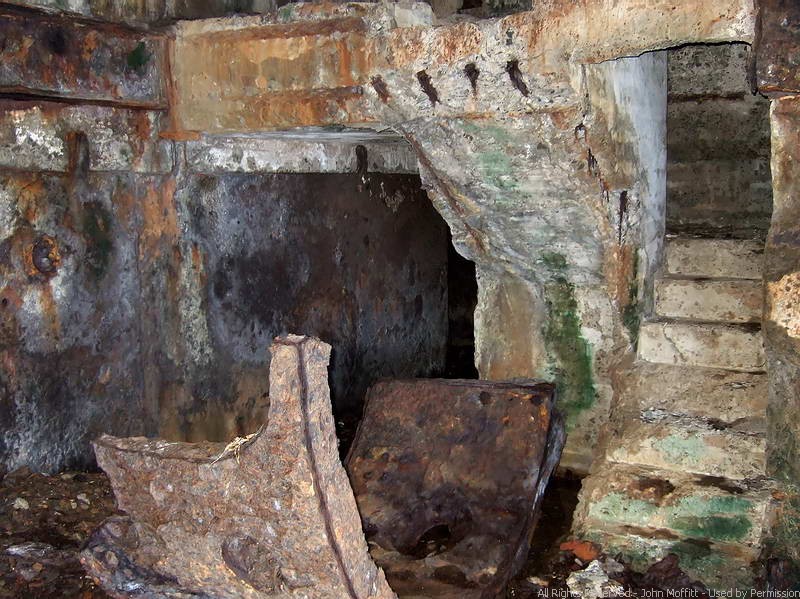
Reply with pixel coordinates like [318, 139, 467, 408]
[459, 122, 519, 194]
[588, 492, 658, 527]
[669, 515, 751, 542]
[82, 202, 113, 280]
[668, 495, 753, 542]
[278, 5, 294, 21]
[127, 42, 150, 74]
[541, 252, 596, 429]
[655, 433, 707, 465]
[478, 151, 518, 193]
[622, 256, 640, 348]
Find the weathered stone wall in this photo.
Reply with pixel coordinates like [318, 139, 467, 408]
[0, 101, 452, 472]
[666, 44, 772, 238]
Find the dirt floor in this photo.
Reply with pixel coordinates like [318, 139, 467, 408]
[0, 468, 712, 599]
[0, 468, 114, 598]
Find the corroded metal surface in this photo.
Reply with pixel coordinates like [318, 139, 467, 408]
[345, 379, 564, 598]
[81, 335, 396, 599]
[0, 7, 166, 107]
[756, 0, 800, 94]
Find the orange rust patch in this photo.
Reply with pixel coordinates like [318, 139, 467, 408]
[139, 177, 179, 263]
[38, 283, 62, 342]
[433, 22, 482, 64]
[560, 539, 601, 562]
[604, 244, 635, 309]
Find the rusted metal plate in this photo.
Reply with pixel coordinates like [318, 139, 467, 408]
[81, 335, 397, 599]
[0, 8, 166, 108]
[345, 379, 565, 598]
[756, 0, 800, 94]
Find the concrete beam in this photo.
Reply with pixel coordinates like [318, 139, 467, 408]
[168, 0, 754, 135]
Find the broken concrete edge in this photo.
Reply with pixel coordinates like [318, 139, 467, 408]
[83, 334, 398, 599]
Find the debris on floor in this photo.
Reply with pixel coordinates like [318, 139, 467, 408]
[0, 467, 115, 598]
[0, 463, 717, 599]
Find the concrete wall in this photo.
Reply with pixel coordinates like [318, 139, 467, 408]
[666, 44, 772, 238]
[0, 102, 452, 473]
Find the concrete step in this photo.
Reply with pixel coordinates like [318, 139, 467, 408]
[665, 237, 764, 279]
[654, 278, 762, 324]
[638, 321, 765, 372]
[576, 464, 773, 550]
[620, 362, 767, 428]
[576, 529, 761, 591]
[606, 420, 766, 480]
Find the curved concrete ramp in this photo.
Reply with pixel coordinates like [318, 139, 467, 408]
[81, 335, 397, 599]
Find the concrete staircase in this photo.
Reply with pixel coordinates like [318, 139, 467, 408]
[574, 236, 774, 589]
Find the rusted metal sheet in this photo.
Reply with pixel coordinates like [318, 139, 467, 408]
[0, 7, 166, 108]
[345, 379, 565, 598]
[756, 0, 800, 94]
[81, 335, 397, 599]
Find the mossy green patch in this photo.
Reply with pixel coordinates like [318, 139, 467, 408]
[127, 42, 150, 74]
[82, 202, 113, 280]
[541, 252, 596, 429]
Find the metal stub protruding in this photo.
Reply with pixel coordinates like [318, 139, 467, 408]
[345, 378, 565, 598]
[30, 235, 61, 277]
[81, 334, 397, 599]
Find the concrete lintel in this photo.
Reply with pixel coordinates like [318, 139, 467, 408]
[169, 0, 752, 134]
[185, 130, 419, 175]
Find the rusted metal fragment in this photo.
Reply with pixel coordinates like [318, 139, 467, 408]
[0, 8, 166, 107]
[81, 335, 396, 599]
[345, 379, 565, 598]
[756, 0, 800, 94]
